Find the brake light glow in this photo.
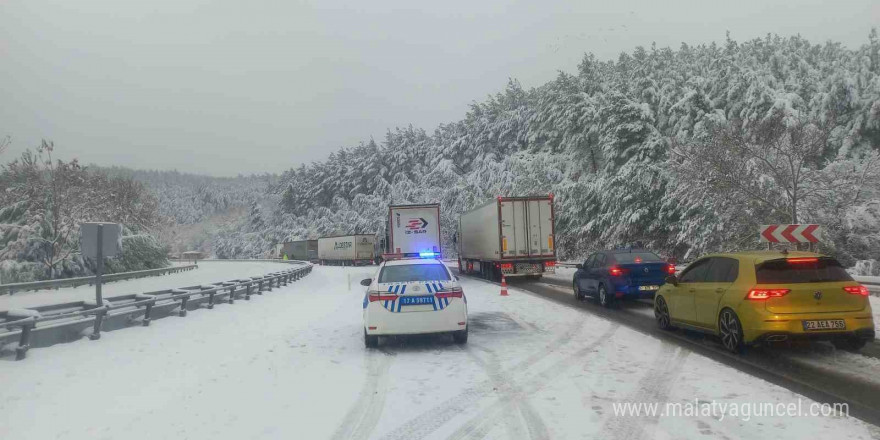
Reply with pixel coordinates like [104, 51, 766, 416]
[609, 266, 627, 277]
[545, 261, 556, 267]
[843, 285, 869, 296]
[666, 264, 676, 275]
[368, 292, 399, 302]
[787, 258, 818, 263]
[436, 287, 464, 299]
[500, 263, 513, 270]
[634, 257, 642, 263]
[746, 289, 790, 300]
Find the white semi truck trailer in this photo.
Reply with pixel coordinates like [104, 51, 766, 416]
[458, 195, 556, 281]
[386, 203, 442, 258]
[317, 234, 376, 266]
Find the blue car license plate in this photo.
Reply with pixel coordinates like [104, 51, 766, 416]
[399, 296, 434, 306]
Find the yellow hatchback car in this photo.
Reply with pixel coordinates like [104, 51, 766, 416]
[654, 251, 875, 353]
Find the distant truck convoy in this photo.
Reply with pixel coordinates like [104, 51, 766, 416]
[387, 203, 442, 258]
[318, 234, 376, 266]
[281, 239, 318, 261]
[457, 195, 556, 281]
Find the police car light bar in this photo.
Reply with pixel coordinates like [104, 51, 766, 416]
[381, 252, 443, 261]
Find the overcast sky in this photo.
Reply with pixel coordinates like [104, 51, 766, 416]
[1, 0, 877, 176]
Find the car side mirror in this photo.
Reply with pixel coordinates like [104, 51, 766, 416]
[360, 278, 372, 287]
[576, 264, 583, 269]
[454, 276, 460, 281]
[665, 275, 678, 287]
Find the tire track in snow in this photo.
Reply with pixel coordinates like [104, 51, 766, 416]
[598, 344, 691, 440]
[377, 318, 588, 440]
[453, 343, 549, 440]
[445, 324, 621, 440]
[332, 351, 393, 440]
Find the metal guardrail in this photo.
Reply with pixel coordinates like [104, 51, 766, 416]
[0, 264, 199, 296]
[0, 261, 313, 360]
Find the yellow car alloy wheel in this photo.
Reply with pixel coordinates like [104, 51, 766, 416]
[719, 309, 744, 353]
[655, 296, 672, 330]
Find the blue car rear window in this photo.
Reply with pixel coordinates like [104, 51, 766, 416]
[612, 252, 663, 263]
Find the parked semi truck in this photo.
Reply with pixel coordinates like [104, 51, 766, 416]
[386, 203, 442, 258]
[457, 195, 556, 281]
[317, 234, 376, 266]
[281, 239, 318, 261]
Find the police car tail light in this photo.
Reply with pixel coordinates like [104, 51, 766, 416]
[843, 285, 869, 296]
[666, 264, 676, 275]
[746, 288, 790, 300]
[435, 287, 464, 299]
[368, 291, 399, 302]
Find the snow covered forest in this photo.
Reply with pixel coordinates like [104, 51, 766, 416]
[215, 32, 880, 264]
[102, 168, 274, 257]
[0, 141, 169, 282]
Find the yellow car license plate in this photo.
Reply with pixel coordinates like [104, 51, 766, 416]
[802, 319, 845, 331]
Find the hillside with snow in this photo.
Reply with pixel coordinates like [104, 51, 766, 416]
[204, 33, 880, 264]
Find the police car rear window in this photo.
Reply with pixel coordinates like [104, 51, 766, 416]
[379, 264, 451, 283]
[612, 252, 663, 263]
[755, 258, 853, 284]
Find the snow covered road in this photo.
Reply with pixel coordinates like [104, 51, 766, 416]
[1, 265, 877, 440]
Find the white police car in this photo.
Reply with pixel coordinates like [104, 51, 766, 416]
[361, 257, 467, 347]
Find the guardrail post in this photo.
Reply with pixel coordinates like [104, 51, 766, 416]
[16, 321, 34, 360]
[266, 275, 274, 292]
[202, 285, 217, 309]
[244, 282, 252, 300]
[172, 289, 189, 317]
[251, 277, 264, 294]
[136, 294, 156, 326]
[89, 306, 108, 341]
[223, 282, 237, 304]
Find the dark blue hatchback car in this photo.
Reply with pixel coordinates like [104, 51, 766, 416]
[573, 249, 675, 307]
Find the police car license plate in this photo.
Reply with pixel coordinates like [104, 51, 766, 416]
[638, 285, 660, 291]
[399, 296, 434, 306]
[802, 319, 845, 331]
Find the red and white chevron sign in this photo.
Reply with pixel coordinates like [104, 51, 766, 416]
[759, 224, 822, 243]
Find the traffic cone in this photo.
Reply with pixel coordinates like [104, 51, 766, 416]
[500, 275, 509, 296]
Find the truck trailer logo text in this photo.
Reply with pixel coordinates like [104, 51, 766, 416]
[405, 218, 429, 235]
[334, 242, 352, 250]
